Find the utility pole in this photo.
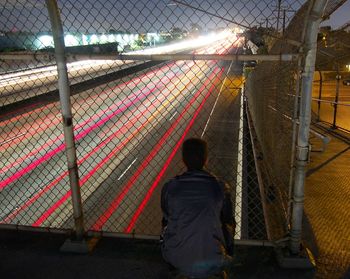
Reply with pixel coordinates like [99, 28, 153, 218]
[272, 0, 295, 35]
[282, 8, 295, 35]
[276, 0, 282, 31]
[282, 9, 286, 35]
[260, 17, 270, 29]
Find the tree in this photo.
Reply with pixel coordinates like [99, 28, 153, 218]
[189, 23, 202, 35]
[170, 27, 185, 40]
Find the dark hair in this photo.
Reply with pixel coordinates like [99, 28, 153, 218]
[182, 138, 208, 170]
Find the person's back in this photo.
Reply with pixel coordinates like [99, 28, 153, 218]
[161, 138, 234, 278]
[161, 170, 226, 278]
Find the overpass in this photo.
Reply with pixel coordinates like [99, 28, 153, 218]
[1, 0, 350, 277]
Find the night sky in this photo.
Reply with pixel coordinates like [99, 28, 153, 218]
[322, 0, 350, 28]
[0, 0, 348, 33]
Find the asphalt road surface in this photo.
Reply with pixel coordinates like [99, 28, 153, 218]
[0, 59, 142, 106]
[0, 33, 235, 107]
[0, 36, 246, 237]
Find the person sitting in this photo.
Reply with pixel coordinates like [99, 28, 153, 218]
[161, 138, 235, 279]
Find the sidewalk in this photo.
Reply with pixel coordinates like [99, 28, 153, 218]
[304, 124, 350, 279]
[0, 229, 314, 279]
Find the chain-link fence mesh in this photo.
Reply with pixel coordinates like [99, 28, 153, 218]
[2, 0, 301, 242]
[244, 0, 311, 241]
[3, 0, 350, 276]
[1, 0, 333, 250]
[306, 2, 350, 277]
[312, 22, 350, 132]
[245, 59, 299, 240]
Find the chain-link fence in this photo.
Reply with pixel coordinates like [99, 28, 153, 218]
[306, 4, 350, 277]
[312, 71, 350, 132]
[245, 58, 300, 240]
[245, 0, 311, 241]
[311, 1, 350, 134]
[312, 24, 350, 133]
[246, 1, 350, 278]
[0, 0, 337, 259]
[1, 0, 279, 242]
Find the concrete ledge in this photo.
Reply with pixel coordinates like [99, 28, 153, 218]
[60, 237, 99, 254]
[275, 246, 316, 269]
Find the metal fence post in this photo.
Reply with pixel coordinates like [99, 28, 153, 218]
[317, 70, 323, 121]
[46, 0, 85, 241]
[287, 55, 303, 230]
[289, 0, 328, 255]
[332, 66, 341, 128]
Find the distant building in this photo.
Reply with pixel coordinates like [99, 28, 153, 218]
[320, 26, 332, 33]
[340, 21, 350, 32]
[0, 31, 144, 52]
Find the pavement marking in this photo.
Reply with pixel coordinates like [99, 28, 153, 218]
[201, 60, 234, 138]
[0, 66, 179, 188]
[16, 62, 203, 226]
[235, 89, 244, 239]
[0, 133, 25, 146]
[92, 67, 222, 231]
[169, 111, 178, 121]
[125, 68, 224, 233]
[118, 158, 138, 181]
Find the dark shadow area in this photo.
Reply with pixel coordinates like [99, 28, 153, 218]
[0, 229, 316, 279]
[343, 268, 350, 279]
[307, 146, 350, 177]
[302, 213, 320, 259]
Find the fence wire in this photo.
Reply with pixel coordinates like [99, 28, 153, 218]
[245, 59, 299, 240]
[246, 0, 350, 277]
[1, 0, 311, 248]
[4, 1, 350, 276]
[312, 23, 350, 132]
[307, 3, 350, 277]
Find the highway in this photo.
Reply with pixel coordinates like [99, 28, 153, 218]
[0, 59, 140, 106]
[0, 31, 235, 107]
[312, 79, 350, 131]
[0, 34, 244, 236]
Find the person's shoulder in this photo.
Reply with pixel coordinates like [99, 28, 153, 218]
[163, 175, 182, 188]
[201, 170, 222, 183]
[164, 170, 225, 185]
[202, 170, 231, 191]
[162, 175, 185, 196]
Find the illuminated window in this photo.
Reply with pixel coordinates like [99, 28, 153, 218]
[100, 34, 108, 43]
[38, 35, 54, 48]
[64, 34, 79, 46]
[90, 34, 98, 44]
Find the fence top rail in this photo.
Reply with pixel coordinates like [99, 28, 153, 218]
[0, 52, 300, 62]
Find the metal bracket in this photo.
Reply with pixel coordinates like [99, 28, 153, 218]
[296, 145, 309, 162]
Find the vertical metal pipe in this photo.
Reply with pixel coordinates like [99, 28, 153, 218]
[287, 55, 303, 229]
[332, 67, 340, 128]
[317, 70, 323, 121]
[290, 0, 328, 254]
[46, 0, 85, 240]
